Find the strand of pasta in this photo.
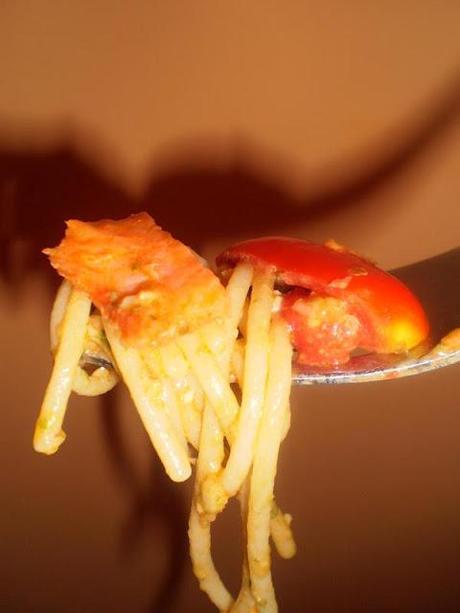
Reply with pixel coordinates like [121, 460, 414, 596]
[181, 296, 296, 561]
[186, 264, 253, 607]
[231, 330, 296, 562]
[34, 287, 92, 454]
[269, 503, 296, 560]
[220, 262, 254, 371]
[232, 312, 291, 442]
[39, 264, 296, 612]
[205, 316, 294, 609]
[199, 322, 229, 368]
[142, 348, 189, 457]
[49, 280, 73, 352]
[71, 364, 118, 397]
[229, 478, 257, 612]
[103, 319, 191, 483]
[247, 318, 293, 611]
[182, 263, 252, 438]
[178, 332, 240, 445]
[187, 276, 295, 610]
[200, 262, 253, 381]
[50, 281, 118, 397]
[189, 403, 234, 611]
[179, 323, 253, 516]
[218, 269, 275, 505]
[158, 338, 233, 607]
[225, 263, 254, 329]
[181, 334, 253, 610]
[135, 334, 226, 605]
[159, 342, 203, 449]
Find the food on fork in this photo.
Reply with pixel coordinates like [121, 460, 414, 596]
[34, 213, 430, 612]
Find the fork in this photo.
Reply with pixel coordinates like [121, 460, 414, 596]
[81, 248, 460, 385]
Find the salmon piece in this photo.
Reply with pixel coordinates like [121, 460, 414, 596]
[44, 213, 226, 347]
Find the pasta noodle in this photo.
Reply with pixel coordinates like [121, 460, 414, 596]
[189, 403, 232, 610]
[71, 362, 118, 397]
[159, 343, 203, 450]
[247, 318, 293, 611]
[34, 288, 91, 454]
[219, 270, 275, 503]
[50, 280, 119, 397]
[49, 280, 73, 353]
[34, 215, 305, 611]
[103, 319, 192, 483]
[34, 247, 295, 610]
[231, 478, 257, 612]
[34, 214, 432, 612]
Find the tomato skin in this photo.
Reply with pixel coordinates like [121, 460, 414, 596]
[218, 237, 430, 359]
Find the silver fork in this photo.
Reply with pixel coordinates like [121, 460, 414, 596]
[294, 247, 460, 384]
[82, 248, 460, 385]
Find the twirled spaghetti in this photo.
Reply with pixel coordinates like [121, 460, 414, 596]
[34, 213, 430, 612]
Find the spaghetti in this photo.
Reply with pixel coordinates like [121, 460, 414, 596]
[34, 213, 429, 612]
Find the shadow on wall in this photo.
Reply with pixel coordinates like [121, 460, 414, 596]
[2, 71, 460, 289]
[2, 71, 460, 612]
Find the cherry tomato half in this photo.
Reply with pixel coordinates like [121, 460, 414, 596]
[217, 237, 430, 366]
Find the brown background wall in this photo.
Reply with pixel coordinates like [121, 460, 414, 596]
[1, 2, 460, 612]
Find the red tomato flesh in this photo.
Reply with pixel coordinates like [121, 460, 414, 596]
[218, 237, 430, 366]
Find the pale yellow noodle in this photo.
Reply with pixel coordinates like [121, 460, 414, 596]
[231, 335, 295, 561]
[40, 261, 297, 612]
[49, 280, 72, 353]
[50, 281, 119, 397]
[179, 335, 240, 515]
[71, 365, 118, 396]
[183, 263, 252, 436]
[193, 264, 254, 509]
[238, 299, 249, 338]
[103, 320, 191, 483]
[188, 264, 253, 608]
[160, 376, 190, 457]
[160, 342, 190, 380]
[187, 280, 296, 555]
[221, 262, 254, 369]
[178, 332, 240, 437]
[231, 338, 245, 384]
[159, 343, 202, 449]
[34, 288, 92, 454]
[189, 404, 233, 610]
[187, 274, 294, 610]
[271, 418, 294, 559]
[182, 271, 296, 610]
[180, 368, 205, 447]
[225, 262, 254, 330]
[230, 479, 257, 613]
[143, 348, 189, 457]
[269, 504, 296, 560]
[201, 262, 252, 374]
[199, 323, 230, 376]
[247, 319, 293, 611]
[186, 332, 295, 606]
[220, 270, 275, 500]
[187, 365, 231, 605]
